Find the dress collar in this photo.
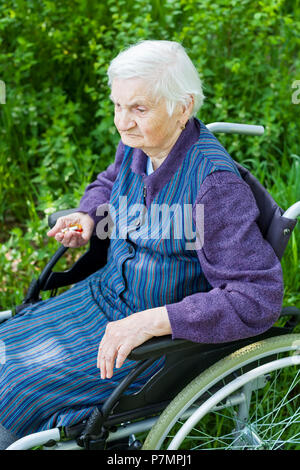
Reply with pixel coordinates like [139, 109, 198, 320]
[129, 118, 201, 196]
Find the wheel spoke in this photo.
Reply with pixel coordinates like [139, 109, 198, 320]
[143, 335, 300, 451]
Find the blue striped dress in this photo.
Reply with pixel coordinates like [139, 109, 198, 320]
[0, 118, 239, 437]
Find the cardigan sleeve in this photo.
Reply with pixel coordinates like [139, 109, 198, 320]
[78, 140, 125, 226]
[166, 170, 284, 343]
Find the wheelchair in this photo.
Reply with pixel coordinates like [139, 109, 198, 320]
[1, 122, 299, 451]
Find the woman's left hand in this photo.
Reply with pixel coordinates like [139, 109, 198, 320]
[97, 306, 171, 379]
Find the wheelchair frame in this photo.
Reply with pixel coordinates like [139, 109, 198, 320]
[2, 122, 300, 451]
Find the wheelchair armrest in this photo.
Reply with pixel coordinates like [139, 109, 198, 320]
[128, 335, 201, 361]
[128, 318, 297, 361]
[48, 208, 79, 228]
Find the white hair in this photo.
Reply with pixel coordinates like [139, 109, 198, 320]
[107, 40, 205, 116]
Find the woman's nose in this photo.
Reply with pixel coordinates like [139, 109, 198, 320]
[115, 109, 135, 131]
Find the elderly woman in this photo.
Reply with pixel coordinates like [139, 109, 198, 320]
[0, 40, 283, 447]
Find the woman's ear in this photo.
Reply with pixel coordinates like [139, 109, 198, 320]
[187, 95, 194, 115]
[180, 95, 194, 127]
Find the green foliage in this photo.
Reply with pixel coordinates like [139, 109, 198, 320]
[0, 0, 299, 309]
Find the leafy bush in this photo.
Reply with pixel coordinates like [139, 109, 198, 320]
[0, 0, 299, 310]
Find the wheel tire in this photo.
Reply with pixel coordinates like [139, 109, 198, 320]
[143, 334, 300, 450]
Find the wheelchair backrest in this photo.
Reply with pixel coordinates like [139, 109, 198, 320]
[235, 162, 297, 260]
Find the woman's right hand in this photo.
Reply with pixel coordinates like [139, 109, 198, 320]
[47, 212, 95, 248]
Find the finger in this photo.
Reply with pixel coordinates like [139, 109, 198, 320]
[97, 341, 102, 369]
[80, 231, 91, 243]
[100, 352, 114, 380]
[100, 354, 106, 380]
[97, 346, 101, 369]
[62, 230, 74, 245]
[79, 224, 93, 243]
[99, 347, 117, 380]
[97, 332, 107, 369]
[105, 354, 115, 379]
[47, 217, 68, 237]
[116, 344, 131, 370]
[67, 232, 83, 248]
[97, 338, 108, 379]
[47, 224, 59, 237]
[58, 231, 80, 247]
[54, 232, 64, 243]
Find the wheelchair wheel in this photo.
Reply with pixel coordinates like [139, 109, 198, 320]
[143, 334, 300, 450]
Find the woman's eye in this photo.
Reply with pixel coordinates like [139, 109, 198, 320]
[137, 108, 146, 113]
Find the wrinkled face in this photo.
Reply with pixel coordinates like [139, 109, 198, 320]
[111, 77, 184, 157]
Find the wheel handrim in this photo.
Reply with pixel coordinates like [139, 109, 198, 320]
[166, 355, 300, 450]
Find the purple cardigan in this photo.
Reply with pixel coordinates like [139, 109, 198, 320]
[79, 119, 283, 343]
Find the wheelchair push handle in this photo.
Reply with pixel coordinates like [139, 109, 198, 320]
[282, 201, 300, 220]
[207, 122, 264, 135]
